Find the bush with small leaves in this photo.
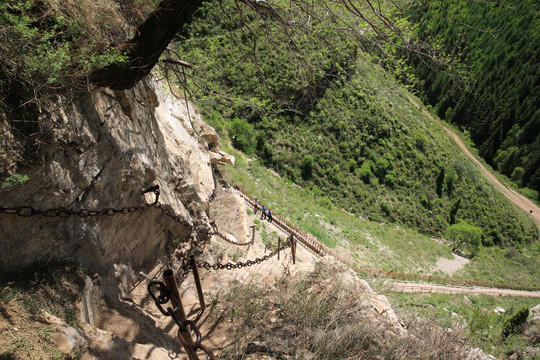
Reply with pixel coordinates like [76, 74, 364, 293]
[502, 307, 529, 339]
[2, 173, 29, 190]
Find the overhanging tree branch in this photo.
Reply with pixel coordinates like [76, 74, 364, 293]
[90, 0, 204, 90]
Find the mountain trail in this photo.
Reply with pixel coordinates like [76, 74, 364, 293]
[408, 96, 540, 230]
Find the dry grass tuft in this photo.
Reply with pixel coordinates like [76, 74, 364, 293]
[42, 0, 128, 44]
[211, 261, 469, 359]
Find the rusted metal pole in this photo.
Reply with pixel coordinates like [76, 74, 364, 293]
[163, 269, 195, 355]
[277, 237, 281, 260]
[291, 235, 296, 265]
[251, 225, 256, 244]
[189, 255, 206, 312]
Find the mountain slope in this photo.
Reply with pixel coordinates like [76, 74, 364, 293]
[397, 0, 540, 195]
[177, 0, 538, 248]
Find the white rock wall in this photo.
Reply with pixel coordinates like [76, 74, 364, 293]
[0, 76, 216, 275]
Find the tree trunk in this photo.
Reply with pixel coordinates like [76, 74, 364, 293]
[90, 0, 204, 90]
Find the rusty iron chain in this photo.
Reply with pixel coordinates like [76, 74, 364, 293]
[0, 185, 256, 245]
[0, 185, 216, 236]
[175, 239, 291, 284]
[1, 183, 277, 284]
[0, 185, 159, 218]
[211, 230, 254, 247]
[0, 204, 149, 218]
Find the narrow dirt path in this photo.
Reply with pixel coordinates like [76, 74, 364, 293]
[392, 281, 540, 298]
[408, 96, 540, 230]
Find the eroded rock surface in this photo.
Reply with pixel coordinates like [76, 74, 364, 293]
[0, 77, 218, 275]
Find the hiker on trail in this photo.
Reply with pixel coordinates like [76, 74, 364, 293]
[261, 205, 267, 220]
[254, 198, 259, 214]
[268, 209, 273, 223]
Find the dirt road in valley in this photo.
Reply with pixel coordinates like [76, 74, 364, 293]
[408, 97, 540, 230]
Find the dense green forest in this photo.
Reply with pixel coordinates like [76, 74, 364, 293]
[394, 0, 540, 197]
[177, 1, 537, 249]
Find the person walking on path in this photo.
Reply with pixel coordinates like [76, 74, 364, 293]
[254, 198, 259, 214]
[268, 209, 273, 223]
[261, 205, 267, 220]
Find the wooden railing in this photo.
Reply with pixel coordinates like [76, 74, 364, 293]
[232, 184, 540, 294]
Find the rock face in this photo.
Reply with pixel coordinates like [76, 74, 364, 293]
[0, 77, 219, 276]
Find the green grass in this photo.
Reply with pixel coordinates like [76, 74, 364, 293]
[225, 157, 452, 274]
[179, 0, 538, 248]
[0, 259, 87, 325]
[221, 153, 540, 286]
[455, 246, 540, 288]
[386, 292, 540, 359]
[0, 259, 86, 360]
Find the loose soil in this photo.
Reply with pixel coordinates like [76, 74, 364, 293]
[434, 253, 470, 276]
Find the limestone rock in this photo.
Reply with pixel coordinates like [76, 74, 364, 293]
[44, 312, 88, 357]
[529, 304, 540, 320]
[0, 74, 216, 273]
[210, 151, 235, 166]
[80, 275, 103, 326]
[464, 348, 497, 360]
[199, 122, 220, 149]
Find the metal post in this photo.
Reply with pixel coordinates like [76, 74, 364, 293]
[251, 225, 256, 244]
[277, 237, 281, 260]
[189, 255, 206, 312]
[163, 269, 195, 357]
[291, 235, 296, 265]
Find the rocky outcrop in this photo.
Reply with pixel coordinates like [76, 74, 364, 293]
[0, 76, 222, 276]
[210, 150, 235, 166]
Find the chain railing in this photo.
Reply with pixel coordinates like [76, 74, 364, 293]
[0, 184, 197, 228]
[175, 237, 291, 284]
[212, 229, 255, 247]
[1, 182, 305, 357]
[1, 184, 280, 357]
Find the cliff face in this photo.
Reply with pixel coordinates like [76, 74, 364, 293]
[0, 76, 217, 275]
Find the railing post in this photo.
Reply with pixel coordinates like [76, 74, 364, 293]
[189, 255, 206, 313]
[277, 237, 281, 260]
[162, 270, 196, 359]
[291, 235, 296, 264]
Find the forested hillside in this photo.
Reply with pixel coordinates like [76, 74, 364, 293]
[177, 1, 537, 249]
[396, 0, 540, 196]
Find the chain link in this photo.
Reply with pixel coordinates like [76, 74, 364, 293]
[173, 238, 291, 284]
[0, 185, 159, 219]
[211, 230, 254, 246]
[1, 185, 259, 249]
[183, 239, 291, 274]
[0, 185, 219, 238]
[0, 204, 150, 218]
[148, 280, 217, 360]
